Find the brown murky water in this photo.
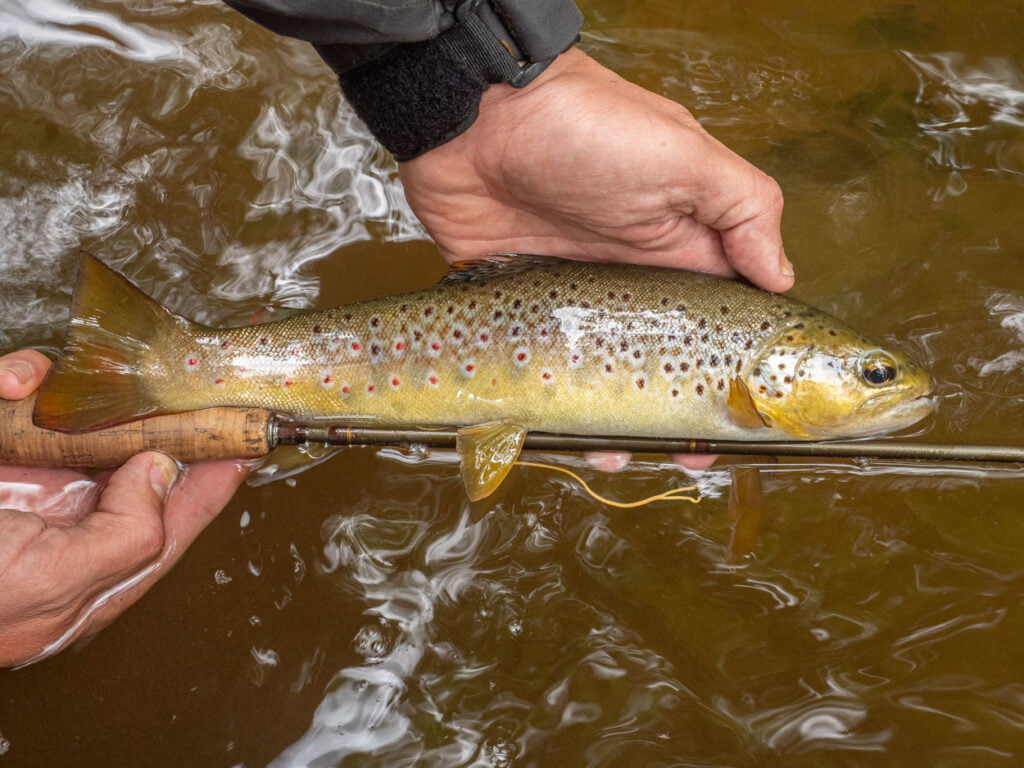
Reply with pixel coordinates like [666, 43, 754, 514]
[3, 0, 1024, 765]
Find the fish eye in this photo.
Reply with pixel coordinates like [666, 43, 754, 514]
[860, 352, 898, 387]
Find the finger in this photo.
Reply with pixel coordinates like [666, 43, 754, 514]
[685, 137, 793, 293]
[57, 452, 177, 586]
[0, 350, 51, 400]
[584, 451, 631, 473]
[671, 453, 718, 471]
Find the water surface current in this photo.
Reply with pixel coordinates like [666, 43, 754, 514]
[2, 0, 1024, 765]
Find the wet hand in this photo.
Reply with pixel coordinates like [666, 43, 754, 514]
[0, 350, 248, 667]
[400, 47, 793, 293]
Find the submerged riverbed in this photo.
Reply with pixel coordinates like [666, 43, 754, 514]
[2, 0, 1024, 765]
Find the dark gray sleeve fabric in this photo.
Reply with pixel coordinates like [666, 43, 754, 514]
[222, 0, 451, 49]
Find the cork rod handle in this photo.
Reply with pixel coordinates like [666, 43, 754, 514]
[0, 394, 275, 468]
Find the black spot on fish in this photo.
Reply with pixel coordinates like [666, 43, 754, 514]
[672, 389, 679, 397]
[784, 376, 793, 384]
[664, 362, 674, 373]
[786, 335, 794, 342]
[680, 362, 690, 372]
[794, 323, 804, 329]
[720, 306, 729, 315]
[530, 304, 540, 313]
[446, 306, 455, 315]
[312, 325, 322, 334]
[775, 391, 785, 398]
[744, 339, 753, 350]
[549, 290, 558, 299]
[760, 321, 772, 331]
[717, 380, 725, 391]
[710, 355, 720, 367]
[493, 310, 504, 320]
[778, 363, 786, 370]
[605, 363, 614, 373]
[468, 300, 477, 310]
[676, 304, 686, 312]
[829, 330, 838, 336]
[494, 290, 502, 299]
[424, 307, 434, 317]
[700, 334, 709, 343]
[661, 298, 669, 306]
[696, 384, 704, 396]
[570, 283, 578, 290]
[758, 385, 768, 394]
[633, 350, 642, 359]
[698, 318, 708, 329]
[753, 367, 762, 376]
[622, 293, 631, 301]
[696, 358, 704, 368]
[684, 336, 693, 346]
[724, 355, 733, 366]
[513, 299, 522, 309]
[636, 377, 645, 389]
[371, 317, 380, 328]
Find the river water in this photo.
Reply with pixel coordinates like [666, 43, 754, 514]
[2, 0, 1024, 765]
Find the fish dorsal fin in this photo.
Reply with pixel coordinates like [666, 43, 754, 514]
[727, 378, 771, 430]
[456, 420, 528, 501]
[437, 254, 566, 286]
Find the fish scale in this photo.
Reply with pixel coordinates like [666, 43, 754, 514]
[35, 255, 934, 447]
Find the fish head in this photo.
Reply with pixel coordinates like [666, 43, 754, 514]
[743, 322, 934, 439]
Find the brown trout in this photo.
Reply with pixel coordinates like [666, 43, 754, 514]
[35, 254, 934, 498]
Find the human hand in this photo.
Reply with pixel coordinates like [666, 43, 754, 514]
[0, 350, 248, 667]
[399, 47, 793, 294]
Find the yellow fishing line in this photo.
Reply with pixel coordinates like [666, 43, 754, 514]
[514, 461, 701, 508]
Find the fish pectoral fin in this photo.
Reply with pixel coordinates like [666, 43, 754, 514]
[727, 378, 771, 430]
[456, 420, 528, 502]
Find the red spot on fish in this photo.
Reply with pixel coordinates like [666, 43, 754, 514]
[367, 385, 375, 393]
[429, 375, 439, 385]
[491, 379, 497, 386]
[351, 342, 361, 351]
[220, 340, 231, 350]
[285, 380, 293, 388]
[542, 372, 552, 380]
[431, 342, 441, 351]
[323, 374, 333, 384]
[237, 366, 248, 373]
[480, 333, 490, 342]
[342, 385, 351, 394]
[391, 377, 400, 387]
[517, 352, 527, 361]
[214, 378, 225, 385]
[395, 341, 405, 351]
[465, 364, 475, 373]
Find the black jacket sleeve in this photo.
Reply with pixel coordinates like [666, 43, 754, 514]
[222, 0, 582, 161]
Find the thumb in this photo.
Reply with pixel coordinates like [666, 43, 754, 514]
[687, 136, 794, 293]
[69, 452, 178, 585]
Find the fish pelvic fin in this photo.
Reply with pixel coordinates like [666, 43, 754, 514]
[727, 377, 771, 430]
[34, 254, 194, 432]
[456, 420, 528, 501]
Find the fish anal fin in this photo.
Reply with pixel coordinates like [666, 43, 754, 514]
[727, 378, 771, 430]
[456, 420, 528, 501]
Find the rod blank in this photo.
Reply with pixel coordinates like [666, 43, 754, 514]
[274, 423, 1024, 464]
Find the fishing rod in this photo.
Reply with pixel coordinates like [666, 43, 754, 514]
[2, 393, 1022, 468]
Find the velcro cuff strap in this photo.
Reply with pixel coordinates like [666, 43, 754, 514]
[326, 0, 581, 161]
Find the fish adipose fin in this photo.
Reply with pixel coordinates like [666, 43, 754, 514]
[727, 378, 771, 430]
[456, 420, 528, 501]
[34, 254, 189, 432]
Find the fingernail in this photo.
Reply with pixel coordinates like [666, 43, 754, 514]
[0, 359, 34, 384]
[779, 250, 795, 278]
[149, 453, 180, 501]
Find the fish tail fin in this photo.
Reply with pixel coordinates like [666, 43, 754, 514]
[34, 254, 194, 432]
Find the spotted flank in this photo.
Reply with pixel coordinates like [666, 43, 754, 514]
[35, 254, 934, 498]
